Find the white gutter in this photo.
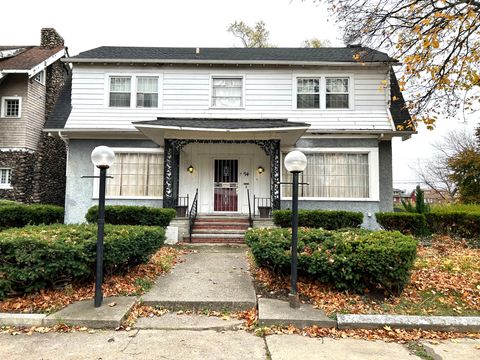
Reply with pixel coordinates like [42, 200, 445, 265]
[133, 124, 310, 132]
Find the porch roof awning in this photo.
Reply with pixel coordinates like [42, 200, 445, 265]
[133, 117, 310, 146]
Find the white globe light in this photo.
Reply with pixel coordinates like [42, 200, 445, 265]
[91, 146, 115, 168]
[284, 150, 307, 173]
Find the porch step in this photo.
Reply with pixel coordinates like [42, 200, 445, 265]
[194, 216, 250, 223]
[193, 223, 249, 230]
[189, 234, 246, 244]
[192, 229, 247, 235]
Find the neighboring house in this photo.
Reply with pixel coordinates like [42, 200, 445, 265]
[44, 46, 414, 228]
[393, 188, 415, 205]
[0, 28, 69, 205]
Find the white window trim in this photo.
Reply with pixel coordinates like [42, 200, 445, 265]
[1, 96, 22, 118]
[105, 74, 161, 109]
[292, 73, 354, 111]
[92, 147, 164, 200]
[33, 70, 46, 85]
[209, 74, 246, 109]
[280, 147, 379, 201]
[0, 168, 12, 189]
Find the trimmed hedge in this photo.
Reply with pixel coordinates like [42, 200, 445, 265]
[375, 212, 430, 236]
[426, 212, 480, 239]
[246, 227, 417, 294]
[376, 211, 480, 239]
[0, 204, 64, 229]
[273, 209, 363, 229]
[86, 205, 176, 227]
[0, 224, 165, 298]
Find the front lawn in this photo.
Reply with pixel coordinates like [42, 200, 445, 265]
[250, 235, 480, 317]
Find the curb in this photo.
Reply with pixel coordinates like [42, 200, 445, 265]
[336, 314, 480, 333]
[0, 313, 46, 328]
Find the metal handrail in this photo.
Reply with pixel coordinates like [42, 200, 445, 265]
[247, 188, 253, 227]
[254, 196, 272, 218]
[188, 189, 199, 242]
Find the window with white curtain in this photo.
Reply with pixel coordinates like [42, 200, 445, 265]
[211, 77, 243, 107]
[136, 77, 158, 108]
[105, 152, 163, 197]
[297, 78, 320, 109]
[109, 77, 131, 107]
[326, 77, 349, 109]
[282, 152, 369, 198]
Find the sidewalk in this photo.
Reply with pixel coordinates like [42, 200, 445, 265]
[1, 329, 478, 359]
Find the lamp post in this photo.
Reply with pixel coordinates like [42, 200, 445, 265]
[284, 150, 307, 309]
[91, 146, 115, 307]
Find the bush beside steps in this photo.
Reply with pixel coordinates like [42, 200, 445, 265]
[273, 209, 363, 230]
[86, 205, 176, 227]
[0, 204, 64, 229]
[246, 227, 417, 295]
[0, 224, 165, 299]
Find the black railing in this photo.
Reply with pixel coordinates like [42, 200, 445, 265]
[247, 188, 253, 227]
[253, 195, 272, 218]
[173, 195, 189, 217]
[188, 189, 198, 242]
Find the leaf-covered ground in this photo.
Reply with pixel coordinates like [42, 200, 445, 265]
[251, 235, 480, 317]
[0, 247, 187, 314]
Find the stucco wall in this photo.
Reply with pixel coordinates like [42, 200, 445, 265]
[281, 138, 393, 229]
[64, 139, 162, 223]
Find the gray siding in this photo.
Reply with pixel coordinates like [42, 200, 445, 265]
[64, 139, 162, 223]
[25, 78, 47, 150]
[0, 74, 28, 149]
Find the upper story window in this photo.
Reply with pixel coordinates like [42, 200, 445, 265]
[326, 77, 349, 109]
[1, 97, 21, 118]
[109, 77, 131, 107]
[136, 77, 158, 108]
[297, 78, 320, 109]
[211, 77, 243, 108]
[0, 168, 12, 188]
[33, 70, 46, 85]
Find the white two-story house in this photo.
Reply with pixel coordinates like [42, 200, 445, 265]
[44, 46, 414, 228]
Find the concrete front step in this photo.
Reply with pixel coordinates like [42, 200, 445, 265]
[195, 217, 250, 223]
[194, 223, 250, 229]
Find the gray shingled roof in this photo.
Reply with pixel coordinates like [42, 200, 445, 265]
[69, 46, 397, 64]
[44, 74, 72, 129]
[389, 68, 413, 131]
[134, 118, 309, 129]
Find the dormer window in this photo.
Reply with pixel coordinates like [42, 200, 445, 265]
[211, 77, 243, 108]
[109, 76, 131, 107]
[136, 77, 158, 108]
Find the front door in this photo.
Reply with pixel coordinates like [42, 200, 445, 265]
[214, 159, 238, 212]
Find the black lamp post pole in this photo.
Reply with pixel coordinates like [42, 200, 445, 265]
[289, 171, 300, 308]
[94, 166, 107, 308]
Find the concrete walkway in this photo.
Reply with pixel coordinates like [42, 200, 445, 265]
[2, 330, 478, 359]
[142, 245, 257, 311]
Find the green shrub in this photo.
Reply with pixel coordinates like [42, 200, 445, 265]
[246, 227, 417, 294]
[375, 212, 430, 236]
[272, 209, 363, 229]
[0, 224, 165, 298]
[0, 200, 20, 206]
[85, 205, 176, 227]
[426, 212, 480, 239]
[0, 204, 64, 229]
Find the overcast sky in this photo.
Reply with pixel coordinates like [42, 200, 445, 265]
[2, 0, 478, 191]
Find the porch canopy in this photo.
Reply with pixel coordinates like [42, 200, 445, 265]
[133, 117, 310, 146]
[133, 117, 310, 210]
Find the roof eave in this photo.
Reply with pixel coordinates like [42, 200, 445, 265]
[64, 58, 397, 67]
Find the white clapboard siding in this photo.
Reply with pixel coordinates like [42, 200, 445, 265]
[66, 65, 393, 131]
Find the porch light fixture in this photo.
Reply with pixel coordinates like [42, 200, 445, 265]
[284, 150, 307, 309]
[187, 165, 194, 174]
[257, 166, 265, 174]
[91, 146, 115, 308]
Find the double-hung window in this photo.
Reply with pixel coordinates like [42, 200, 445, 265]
[282, 152, 372, 199]
[297, 78, 320, 109]
[136, 77, 158, 108]
[0, 168, 12, 188]
[326, 77, 349, 109]
[1, 97, 21, 118]
[211, 77, 243, 108]
[102, 150, 163, 198]
[109, 77, 131, 107]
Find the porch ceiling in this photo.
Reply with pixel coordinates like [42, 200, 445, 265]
[133, 117, 310, 146]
